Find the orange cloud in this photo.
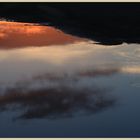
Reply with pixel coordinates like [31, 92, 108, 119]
[0, 21, 84, 49]
[0, 32, 6, 38]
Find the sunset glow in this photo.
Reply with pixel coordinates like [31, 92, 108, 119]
[0, 21, 83, 49]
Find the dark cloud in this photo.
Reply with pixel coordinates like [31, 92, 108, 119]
[0, 3, 140, 45]
[0, 70, 116, 120]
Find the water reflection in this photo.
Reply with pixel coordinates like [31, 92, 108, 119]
[0, 74, 115, 120]
[0, 21, 140, 136]
[0, 21, 83, 49]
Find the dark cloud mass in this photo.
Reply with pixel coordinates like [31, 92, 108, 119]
[0, 3, 140, 45]
[0, 70, 116, 120]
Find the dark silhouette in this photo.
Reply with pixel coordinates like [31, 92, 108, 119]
[0, 3, 140, 45]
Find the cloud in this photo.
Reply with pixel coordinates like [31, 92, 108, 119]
[0, 71, 116, 120]
[0, 21, 83, 49]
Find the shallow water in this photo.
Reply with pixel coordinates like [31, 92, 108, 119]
[0, 21, 140, 137]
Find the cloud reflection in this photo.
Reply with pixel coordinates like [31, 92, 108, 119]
[32, 67, 119, 83]
[0, 72, 116, 120]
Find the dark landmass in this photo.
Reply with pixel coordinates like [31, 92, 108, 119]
[0, 3, 140, 45]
